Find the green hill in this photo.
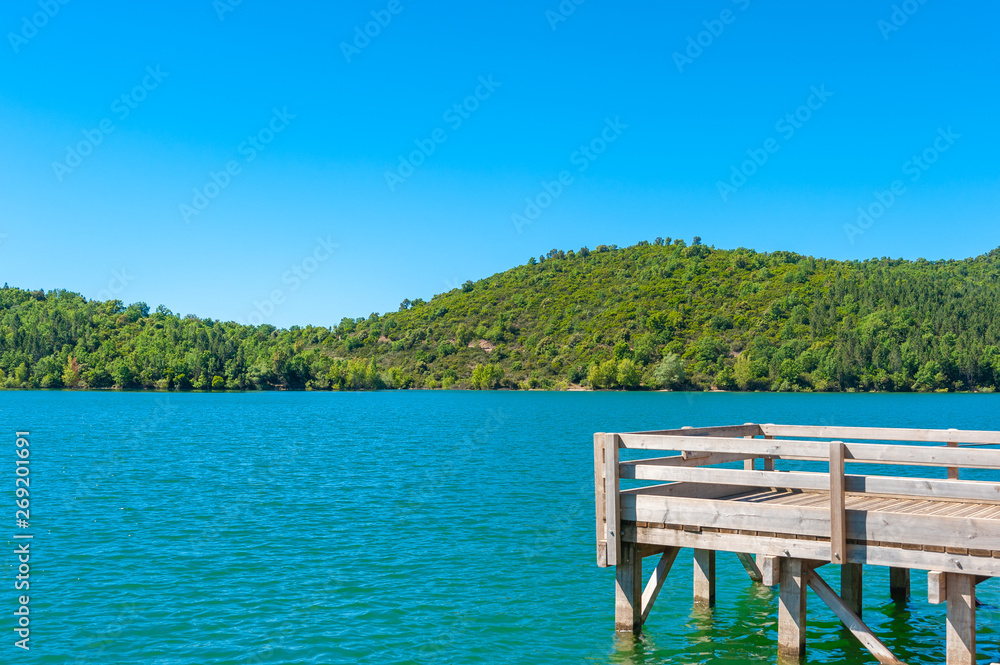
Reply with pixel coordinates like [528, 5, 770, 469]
[4, 238, 1000, 392]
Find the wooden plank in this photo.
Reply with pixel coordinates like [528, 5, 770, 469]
[615, 541, 642, 633]
[621, 482, 759, 500]
[778, 558, 807, 660]
[928, 570, 946, 604]
[807, 570, 904, 664]
[623, 494, 1000, 551]
[842, 563, 863, 616]
[889, 568, 910, 602]
[830, 441, 847, 564]
[759, 423, 1000, 446]
[946, 573, 976, 665]
[624, 464, 1000, 504]
[640, 547, 679, 624]
[628, 525, 1000, 578]
[626, 424, 761, 438]
[617, 434, 1000, 469]
[619, 451, 755, 474]
[693, 549, 715, 607]
[736, 552, 762, 582]
[594, 433, 607, 567]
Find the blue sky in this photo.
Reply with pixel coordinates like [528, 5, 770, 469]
[1, 0, 998, 328]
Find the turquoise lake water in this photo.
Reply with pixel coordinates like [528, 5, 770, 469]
[1, 391, 999, 664]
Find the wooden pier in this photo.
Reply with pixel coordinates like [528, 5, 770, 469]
[593, 423, 1000, 664]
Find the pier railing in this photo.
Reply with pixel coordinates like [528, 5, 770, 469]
[593, 423, 1000, 665]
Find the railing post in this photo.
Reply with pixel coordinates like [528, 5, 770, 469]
[947, 428, 959, 480]
[604, 433, 621, 567]
[594, 432, 607, 567]
[829, 441, 846, 565]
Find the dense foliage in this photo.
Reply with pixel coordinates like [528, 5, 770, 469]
[4, 238, 1000, 392]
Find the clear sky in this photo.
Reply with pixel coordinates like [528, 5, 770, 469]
[2, 0, 998, 328]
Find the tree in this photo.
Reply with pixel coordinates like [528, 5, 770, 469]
[588, 359, 619, 389]
[62, 357, 82, 388]
[613, 341, 631, 361]
[652, 354, 685, 388]
[455, 324, 474, 347]
[471, 363, 504, 389]
[617, 358, 641, 389]
[913, 361, 944, 392]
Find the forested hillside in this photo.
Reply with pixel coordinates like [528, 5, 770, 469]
[3, 238, 1000, 392]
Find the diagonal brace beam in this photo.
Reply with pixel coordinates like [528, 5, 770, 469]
[640, 546, 680, 624]
[736, 552, 763, 583]
[807, 570, 907, 665]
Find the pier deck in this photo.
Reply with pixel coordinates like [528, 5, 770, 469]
[594, 423, 1000, 664]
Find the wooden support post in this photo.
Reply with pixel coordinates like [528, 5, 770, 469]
[593, 433, 607, 567]
[778, 558, 807, 661]
[807, 571, 904, 664]
[930, 571, 990, 605]
[693, 549, 716, 608]
[829, 441, 847, 565]
[736, 552, 762, 583]
[947, 430, 959, 480]
[946, 572, 976, 665]
[615, 541, 642, 634]
[604, 433, 620, 567]
[928, 570, 946, 605]
[763, 435, 776, 470]
[759, 554, 780, 587]
[641, 547, 679, 624]
[889, 567, 910, 603]
[841, 563, 863, 617]
[744, 431, 755, 470]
